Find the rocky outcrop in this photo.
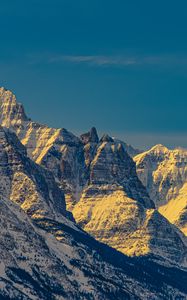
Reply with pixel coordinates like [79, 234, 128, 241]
[80, 126, 99, 144]
[135, 145, 187, 235]
[0, 87, 29, 127]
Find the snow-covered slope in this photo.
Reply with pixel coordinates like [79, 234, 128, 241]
[1, 195, 187, 299]
[0, 123, 186, 299]
[135, 144, 187, 235]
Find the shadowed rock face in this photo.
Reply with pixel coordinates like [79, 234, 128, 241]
[100, 134, 114, 143]
[0, 87, 187, 268]
[80, 127, 99, 144]
[135, 145, 187, 235]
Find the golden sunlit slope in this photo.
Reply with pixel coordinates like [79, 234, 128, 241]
[135, 145, 187, 235]
[159, 182, 187, 235]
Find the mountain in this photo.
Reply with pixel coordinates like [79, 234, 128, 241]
[0, 88, 186, 265]
[72, 137, 187, 265]
[0, 118, 187, 299]
[0, 87, 141, 209]
[0, 87, 89, 210]
[0, 87, 141, 161]
[0, 87, 187, 267]
[135, 144, 187, 236]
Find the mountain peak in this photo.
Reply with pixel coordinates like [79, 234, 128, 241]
[0, 87, 29, 127]
[135, 143, 187, 235]
[150, 144, 169, 153]
[80, 126, 99, 144]
[100, 133, 114, 143]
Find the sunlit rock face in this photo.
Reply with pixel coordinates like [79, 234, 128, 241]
[135, 145, 187, 235]
[0, 87, 187, 267]
[0, 87, 29, 127]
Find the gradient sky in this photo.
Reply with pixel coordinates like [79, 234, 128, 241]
[1, 0, 187, 149]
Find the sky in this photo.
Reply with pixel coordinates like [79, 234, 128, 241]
[0, 0, 187, 149]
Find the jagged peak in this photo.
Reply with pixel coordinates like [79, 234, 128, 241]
[100, 134, 114, 143]
[0, 86, 19, 104]
[0, 87, 29, 125]
[0, 87, 16, 105]
[59, 128, 81, 145]
[0, 86, 10, 93]
[0, 86, 6, 93]
[80, 127, 99, 144]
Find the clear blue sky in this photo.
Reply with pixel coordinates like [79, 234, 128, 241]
[1, 0, 187, 149]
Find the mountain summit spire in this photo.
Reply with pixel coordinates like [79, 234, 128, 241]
[0, 87, 29, 127]
[80, 127, 99, 144]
